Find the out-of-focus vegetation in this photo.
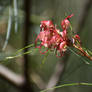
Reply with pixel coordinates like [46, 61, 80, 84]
[0, 0, 92, 92]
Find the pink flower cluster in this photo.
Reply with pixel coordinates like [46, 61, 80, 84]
[35, 14, 80, 57]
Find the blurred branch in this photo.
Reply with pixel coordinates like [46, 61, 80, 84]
[14, 0, 18, 33]
[31, 73, 46, 89]
[2, 6, 12, 51]
[46, 61, 64, 92]
[0, 64, 24, 88]
[46, 53, 70, 92]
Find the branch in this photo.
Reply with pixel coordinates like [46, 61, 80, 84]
[31, 73, 46, 89]
[0, 64, 24, 88]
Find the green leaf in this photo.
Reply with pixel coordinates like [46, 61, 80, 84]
[15, 43, 34, 54]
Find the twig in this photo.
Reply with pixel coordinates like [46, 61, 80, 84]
[73, 44, 92, 61]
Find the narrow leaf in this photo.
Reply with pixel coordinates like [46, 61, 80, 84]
[68, 47, 90, 64]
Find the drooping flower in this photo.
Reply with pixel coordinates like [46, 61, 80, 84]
[35, 14, 76, 57]
[40, 20, 55, 31]
[74, 34, 80, 41]
[60, 30, 67, 40]
[59, 41, 67, 51]
[49, 30, 63, 48]
[35, 31, 51, 49]
[72, 34, 81, 44]
[35, 21, 53, 46]
[61, 14, 74, 30]
[35, 20, 68, 57]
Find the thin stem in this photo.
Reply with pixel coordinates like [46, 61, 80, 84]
[68, 47, 90, 64]
[6, 48, 34, 60]
[40, 82, 92, 92]
[73, 44, 92, 61]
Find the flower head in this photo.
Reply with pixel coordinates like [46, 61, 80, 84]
[35, 14, 79, 58]
[35, 20, 68, 57]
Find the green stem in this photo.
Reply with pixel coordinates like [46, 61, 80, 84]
[68, 47, 90, 65]
[40, 82, 92, 92]
[15, 42, 40, 54]
[6, 49, 34, 59]
[15, 43, 34, 54]
[5, 42, 40, 60]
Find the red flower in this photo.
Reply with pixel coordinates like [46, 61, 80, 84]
[59, 41, 67, 51]
[35, 14, 75, 57]
[61, 14, 74, 30]
[35, 31, 52, 48]
[40, 20, 55, 31]
[50, 31, 63, 48]
[75, 34, 80, 41]
[60, 30, 67, 40]
[72, 34, 81, 44]
[35, 20, 68, 57]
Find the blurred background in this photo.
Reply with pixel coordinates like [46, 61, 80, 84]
[0, 0, 92, 92]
